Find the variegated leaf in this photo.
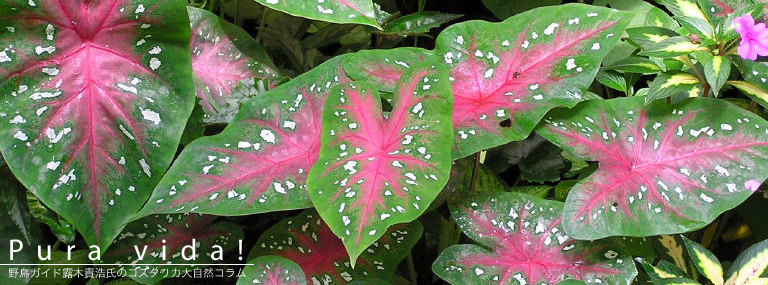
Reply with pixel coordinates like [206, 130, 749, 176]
[436, 4, 631, 159]
[253, 0, 380, 28]
[247, 210, 422, 285]
[0, 0, 195, 249]
[238, 256, 307, 285]
[140, 56, 349, 216]
[682, 236, 724, 285]
[536, 97, 768, 240]
[432, 192, 637, 285]
[307, 61, 453, 263]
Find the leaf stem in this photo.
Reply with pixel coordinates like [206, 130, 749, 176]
[406, 252, 418, 285]
[256, 6, 270, 44]
[469, 152, 482, 192]
[680, 55, 710, 97]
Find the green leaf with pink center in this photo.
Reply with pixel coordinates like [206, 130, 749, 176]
[432, 192, 637, 285]
[436, 4, 632, 159]
[188, 6, 281, 124]
[140, 56, 350, 216]
[253, 0, 381, 29]
[307, 61, 453, 263]
[536, 97, 768, 240]
[0, 0, 195, 250]
[247, 210, 422, 284]
[238, 256, 307, 285]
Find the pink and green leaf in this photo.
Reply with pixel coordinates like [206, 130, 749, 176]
[432, 192, 637, 285]
[536, 97, 768, 240]
[343, 48, 432, 92]
[307, 62, 453, 263]
[0, 0, 196, 249]
[253, 0, 381, 29]
[188, 6, 281, 123]
[103, 213, 243, 284]
[238, 256, 307, 285]
[140, 56, 350, 216]
[247, 210, 422, 284]
[436, 4, 631, 159]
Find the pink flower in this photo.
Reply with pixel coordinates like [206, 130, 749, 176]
[734, 14, 768, 60]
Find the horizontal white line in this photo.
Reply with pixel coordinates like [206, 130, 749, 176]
[0, 264, 253, 266]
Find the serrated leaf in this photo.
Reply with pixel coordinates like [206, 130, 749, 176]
[432, 192, 637, 285]
[646, 7, 680, 29]
[656, 235, 697, 276]
[188, 6, 281, 123]
[238, 256, 307, 285]
[0, 0, 196, 250]
[725, 239, 768, 285]
[647, 73, 703, 103]
[654, 277, 702, 285]
[141, 56, 350, 216]
[380, 12, 462, 36]
[728, 80, 768, 108]
[659, 0, 711, 22]
[608, 57, 664, 74]
[343, 48, 431, 93]
[675, 16, 715, 40]
[307, 62, 452, 263]
[627, 26, 680, 48]
[696, 52, 730, 97]
[682, 236, 724, 285]
[247, 210, 422, 284]
[639, 36, 705, 58]
[253, 0, 381, 29]
[597, 70, 628, 93]
[642, 259, 691, 280]
[103, 213, 243, 284]
[536, 97, 768, 240]
[438, 4, 631, 159]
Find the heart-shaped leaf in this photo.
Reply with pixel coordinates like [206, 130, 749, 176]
[253, 0, 380, 29]
[432, 192, 637, 285]
[307, 62, 453, 263]
[536, 97, 768, 240]
[437, 4, 631, 159]
[103, 213, 243, 284]
[380, 12, 463, 37]
[238, 256, 307, 285]
[247, 210, 422, 284]
[343, 48, 432, 93]
[188, 6, 281, 123]
[140, 56, 349, 216]
[0, 0, 195, 249]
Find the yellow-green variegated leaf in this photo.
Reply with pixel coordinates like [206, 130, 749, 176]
[627, 26, 679, 48]
[655, 278, 703, 285]
[641, 259, 691, 281]
[608, 57, 663, 74]
[728, 81, 768, 109]
[658, 0, 711, 23]
[682, 236, 724, 285]
[725, 239, 768, 285]
[695, 52, 730, 97]
[639, 36, 705, 58]
[647, 73, 703, 103]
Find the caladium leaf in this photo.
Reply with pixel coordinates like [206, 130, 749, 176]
[307, 62, 453, 263]
[103, 213, 243, 284]
[253, 0, 381, 29]
[247, 210, 422, 284]
[536, 97, 768, 240]
[436, 4, 631, 159]
[725, 238, 768, 285]
[736, 59, 768, 108]
[380, 12, 463, 37]
[238, 256, 307, 285]
[140, 56, 350, 216]
[188, 7, 281, 124]
[343, 48, 431, 93]
[432, 192, 637, 285]
[0, 0, 195, 249]
[682, 236, 724, 285]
